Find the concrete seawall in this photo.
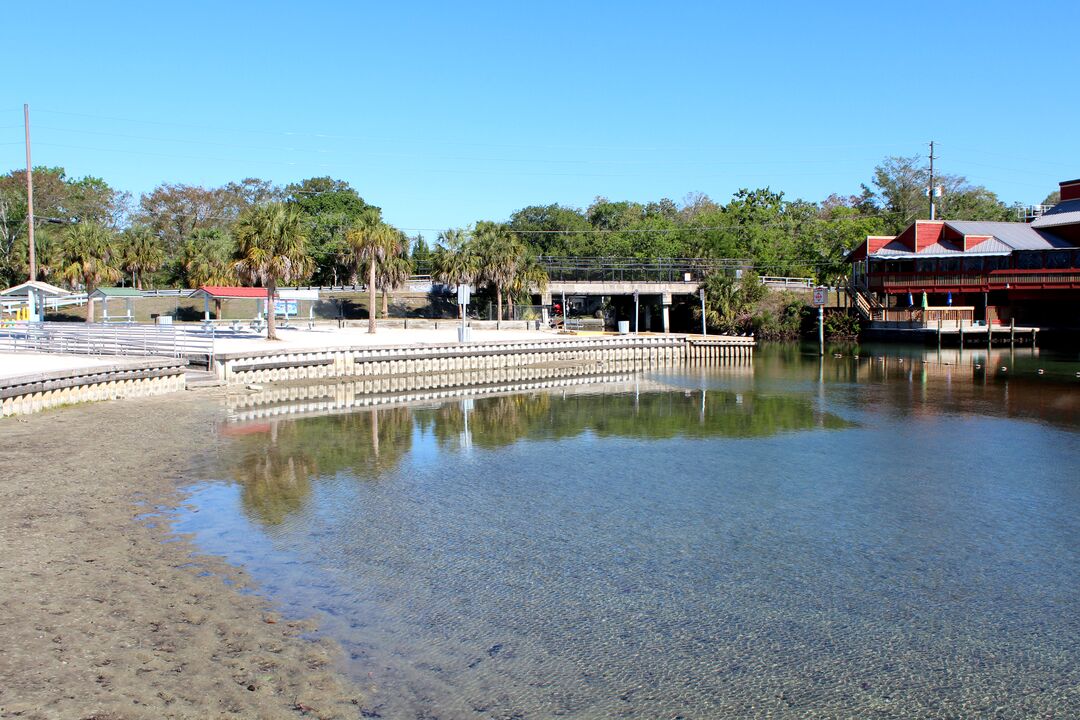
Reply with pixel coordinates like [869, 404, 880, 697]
[214, 335, 755, 386]
[0, 358, 187, 417]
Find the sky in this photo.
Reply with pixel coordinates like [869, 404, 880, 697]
[3, 0, 1078, 236]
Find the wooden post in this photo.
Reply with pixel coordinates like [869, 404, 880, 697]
[1010, 318, 1015, 347]
[937, 318, 942, 350]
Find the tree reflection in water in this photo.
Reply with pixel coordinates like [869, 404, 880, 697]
[224, 387, 848, 525]
[227, 406, 413, 524]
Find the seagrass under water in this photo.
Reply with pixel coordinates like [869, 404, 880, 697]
[178, 344, 1080, 718]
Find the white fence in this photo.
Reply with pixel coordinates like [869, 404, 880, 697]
[1, 293, 88, 315]
[0, 322, 214, 364]
[759, 276, 814, 289]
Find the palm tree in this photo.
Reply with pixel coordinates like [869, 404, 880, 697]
[508, 252, 549, 320]
[376, 241, 413, 319]
[473, 222, 522, 322]
[58, 222, 122, 322]
[119, 226, 165, 290]
[180, 228, 237, 288]
[179, 229, 238, 318]
[431, 228, 479, 319]
[345, 221, 400, 333]
[233, 203, 312, 341]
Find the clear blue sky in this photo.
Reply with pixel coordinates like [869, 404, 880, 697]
[4, 0, 1077, 235]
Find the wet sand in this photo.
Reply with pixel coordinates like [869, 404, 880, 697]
[0, 390, 363, 719]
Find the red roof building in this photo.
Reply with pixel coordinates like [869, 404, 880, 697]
[847, 178, 1080, 329]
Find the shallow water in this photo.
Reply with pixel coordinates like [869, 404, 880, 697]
[178, 344, 1080, 718]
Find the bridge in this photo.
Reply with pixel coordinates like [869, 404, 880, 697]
[535, 257, 812, 332]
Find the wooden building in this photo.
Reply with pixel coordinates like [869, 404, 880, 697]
[847, 178, 1080, 329]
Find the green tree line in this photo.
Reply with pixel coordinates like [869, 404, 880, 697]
[0, 156, 1046, 332]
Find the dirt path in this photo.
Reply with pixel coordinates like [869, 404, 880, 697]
[0, 391, 363, 719]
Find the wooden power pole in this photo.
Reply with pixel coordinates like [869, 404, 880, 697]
[24, 103, 35, 281]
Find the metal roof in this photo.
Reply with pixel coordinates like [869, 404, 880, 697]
[944, 221, 1073, 250]
[89, 286, 143, 298]
[862, 219, 1075, 260]
[1031, 198, 1080, 230]
[872, 238, 1012, 257]
[0, 280, 72, 297]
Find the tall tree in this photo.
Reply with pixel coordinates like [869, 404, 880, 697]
[58, 222, 121, 321]
[431, 228, 478, 319]
[409, 233, 432, 269]
[376, 242, 413, 318]
[178, 228, 236, 288]
[345, 221, 400, 333]
[233, 203, 312, 341]
[118, 226, 165, 289]
[508, 251, 549, 318]
[473, 222, 523, 322]
[285, 177, 381, 285]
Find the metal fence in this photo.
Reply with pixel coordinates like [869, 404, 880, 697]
[0, 322, 214, 363]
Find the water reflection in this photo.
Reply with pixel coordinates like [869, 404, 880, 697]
[224, 407, 413, 524]
[221, 379, 850, 525]
[184, 349, 1080, 718]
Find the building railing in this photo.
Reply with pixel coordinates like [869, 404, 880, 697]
[878, 307, 975, 324]
[870, 269, 1080, 290]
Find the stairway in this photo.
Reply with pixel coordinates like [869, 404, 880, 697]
[847, 282, 884, 322]
[184, 368, 225, 389]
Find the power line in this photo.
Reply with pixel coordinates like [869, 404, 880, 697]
[33, 107, 917, 155]
[32, 125, 882, 168]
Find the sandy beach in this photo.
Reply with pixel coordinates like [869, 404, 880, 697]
[0, 389, 365, 719]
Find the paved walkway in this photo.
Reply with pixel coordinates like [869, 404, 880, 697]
[0, 328, 591, 379]
[210, 326, 568, 354]
[0, 353, 117, 381]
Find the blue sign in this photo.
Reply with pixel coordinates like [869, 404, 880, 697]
[273, 299, 298, 316]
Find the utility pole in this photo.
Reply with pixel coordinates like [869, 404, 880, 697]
[24, 104, 35, 281]
[928, 140, 937, 221]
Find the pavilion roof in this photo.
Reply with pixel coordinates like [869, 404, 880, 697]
[189, 286, 270, 299]
[0, 280, 71, 297]
[90, 286, 143, 298]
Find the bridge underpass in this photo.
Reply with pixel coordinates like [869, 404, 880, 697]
[542, 280, 701, 333]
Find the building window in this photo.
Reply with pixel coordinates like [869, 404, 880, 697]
[962, 257, 983, 272]
[1046, 250, 1071, 269]
[1017, 252, 1044, 269]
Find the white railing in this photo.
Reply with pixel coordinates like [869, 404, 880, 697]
[0, 322, 214, 363]
[1, 293, 88, 315]
[759, 276, 814, 288]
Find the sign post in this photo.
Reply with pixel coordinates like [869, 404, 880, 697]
[457, 284, 472, 343]
[633, 290, 640, 335]
[699, 288, 707, 336]
[812, 286, 827, 356]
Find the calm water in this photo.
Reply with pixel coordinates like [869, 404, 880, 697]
[177, 344, 1080, 718]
